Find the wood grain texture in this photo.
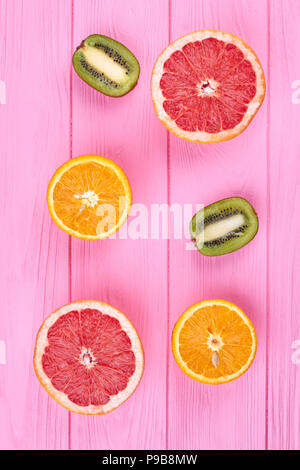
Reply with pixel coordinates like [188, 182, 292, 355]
[0, 0, 299, 451]
[0, 0, 71, 449]
[268, 0, 300, 450]
[168, 0, 268, 450]
[69, 0, 168, 450]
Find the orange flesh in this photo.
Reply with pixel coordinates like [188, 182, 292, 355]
[179, 305, 253, 379]
[53, 162, 127, 236]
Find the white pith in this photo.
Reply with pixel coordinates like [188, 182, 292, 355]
[74, 190, 100, 208]
[201, 213, 245, 242]
[151, 30, 265, 143]
[34, 301, 144, 415]
[82, 45, 127, 83]
[198, 79, 219, 96]
[173, 299, 257, 384]
[207, 333, 224, 352]
[79, 347, 96, 369]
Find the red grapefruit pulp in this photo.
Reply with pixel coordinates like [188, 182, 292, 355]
[151, 30, 265, 142]
[34, 301, 144, 414]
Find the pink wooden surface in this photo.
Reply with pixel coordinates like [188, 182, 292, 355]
[268, 0, 300, 450]
[0, 0, 299, 450]
[0, 0, 71, 449]
[168, 0, 268, 450]
[70, 0, 168, 450]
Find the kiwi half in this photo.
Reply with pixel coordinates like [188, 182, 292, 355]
[190, 197, 258, 256]
[72, 34, 140, 97]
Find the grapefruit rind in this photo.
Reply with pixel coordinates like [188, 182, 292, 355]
[34, 300, 144, 415]
[47, 155, 132, 240]
[151, 30, 266, 143]
[172, 299, 257, 384]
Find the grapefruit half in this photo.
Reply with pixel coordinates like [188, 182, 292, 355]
[34, 301, 144, 414]
[151, 30, 265, 143]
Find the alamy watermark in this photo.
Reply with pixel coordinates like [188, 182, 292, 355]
[291, 340, 300, 365]
[0, 80, 6, 104]
[94, 200, 204, 250]
[0, 340, 6, 365]
[291, 80, 300, 104]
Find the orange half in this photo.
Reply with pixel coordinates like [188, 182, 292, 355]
[172, 299, 257, 384]
[47, 155, 132, 240]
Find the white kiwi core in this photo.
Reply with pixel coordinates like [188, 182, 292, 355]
[82, 45, 127, 83]
[203, 213, 245, 242]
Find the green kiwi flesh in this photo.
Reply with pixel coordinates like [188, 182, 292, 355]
[190, 197, 258, 256]
[72, 35, 140, 97]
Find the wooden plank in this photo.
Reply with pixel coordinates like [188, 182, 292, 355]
[0, 0, 71, 449]
[268, 0, 300, 450]
[70, 0, 169, 449]
[168, 0, 268, 449]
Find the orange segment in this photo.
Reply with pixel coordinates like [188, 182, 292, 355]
[47, 155, 132, 240]
[172, 299, 257, 384]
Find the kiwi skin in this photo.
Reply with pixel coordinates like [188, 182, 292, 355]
[72, 34, 140, 97]
[190, 197, 259, 256]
